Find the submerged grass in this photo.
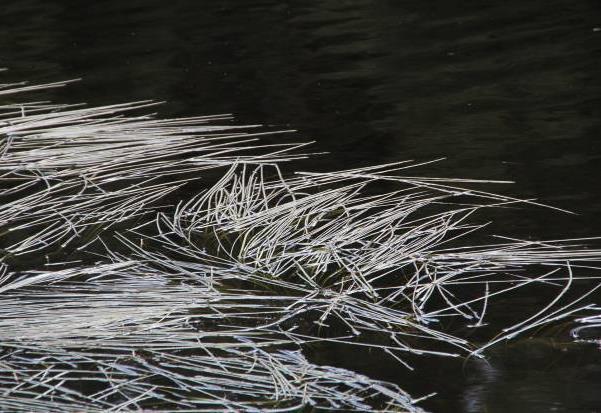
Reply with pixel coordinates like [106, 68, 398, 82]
[0, 75, 600, 412]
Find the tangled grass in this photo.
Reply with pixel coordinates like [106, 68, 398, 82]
[1, 75, 600, 411]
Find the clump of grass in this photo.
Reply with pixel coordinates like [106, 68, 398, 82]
[1, 75, 600, 411]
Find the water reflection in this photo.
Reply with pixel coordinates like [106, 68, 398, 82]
[460, 340, 601, 413]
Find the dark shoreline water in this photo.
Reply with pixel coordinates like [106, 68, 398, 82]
[2, 1, 601, 411]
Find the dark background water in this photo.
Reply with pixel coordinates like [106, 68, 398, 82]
[2, 1, 600, 411]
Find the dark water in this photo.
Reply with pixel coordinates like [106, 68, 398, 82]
[2, 0, 601, 411]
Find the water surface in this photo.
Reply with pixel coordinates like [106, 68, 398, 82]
[2, 1, 600, 411]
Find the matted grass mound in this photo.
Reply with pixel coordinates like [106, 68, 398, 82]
[1, 75, 599, 412]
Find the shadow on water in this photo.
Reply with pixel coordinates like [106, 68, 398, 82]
[1, 0, 600, 411]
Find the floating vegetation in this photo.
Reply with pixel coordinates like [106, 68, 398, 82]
[572, 309, 601, 346]
[1, 76, 600, 411]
